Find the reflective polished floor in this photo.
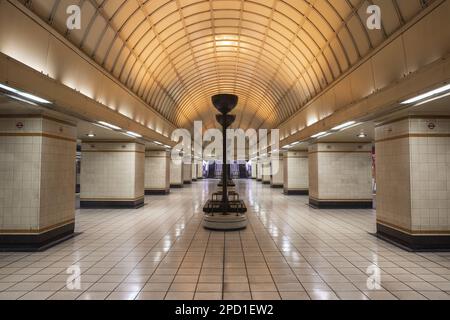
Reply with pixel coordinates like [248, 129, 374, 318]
[0, 179, 449, 300]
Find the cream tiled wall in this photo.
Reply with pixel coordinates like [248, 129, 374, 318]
[309, 143, 372, 201]
[0, 116, 76, 232]
[270, 153, 284, 186]
[257, 161, 262, 180]
[284, 151, 309, 192]
[145, 151, 170, 191]
[192, 162, 197, 180]
[197, 162, 203, 179]
[170, 159, 183, 185]
[183, 162, 192, 183]
[80, 142, 144, 200]
[376, 117, 450, 233]
[251, 160, 257, 179]
[262, 159, 271, 183]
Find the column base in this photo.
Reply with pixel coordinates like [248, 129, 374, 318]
[309, 198, 373, 209]
[170, 184, 184, 188]
[192, 178, 197, 182]
[257, 178, 262, 181]
[262, 181, 270, 185]
[284, 189, 309, 195]
[203, 214, 248, 231]
[376, 223, 450, 251]
[145, 189, 170, 195]
[270, 184, 283, 188]
[80, 197, 144, 209]
[184, 181, 192, 184]
[0, 222, 75, 252]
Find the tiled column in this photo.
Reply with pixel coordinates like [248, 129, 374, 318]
[376, 117, 450, 250]
[251, 160, 257, 179]
[170, 159, 184, 188]
[283, 151, 309, 195]
[270, 153, 284, 188]
[0, 115, 76, 250]
[144, 150, 170, 195]
[80, 142, 145, 208]
[308, 143, 373, 208]
[256, 160, 262, 181]
[197, 162, 203, 179]
[262, 159, 271, 184]
[183, 161, 192, 184]
[191, 161, 197, 181]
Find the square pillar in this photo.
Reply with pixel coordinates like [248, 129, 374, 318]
[308, 142, 373, 208]
[283, 151, 309, 195]
[197, 161, 203, 179]
[183, 162, 192, 184]
[262, 159, 271, 184]
[251, 160, 257, 179]
[270, 152, 284, 188]
[80, 142, 145, 208]
[145, 150, 170, 195]
[170, 159, 184, 188]
[0, 115, 76, 251]
[376, 117, 450, 250]
[256, 161, 262, 181]
[191, 161, 197, 181]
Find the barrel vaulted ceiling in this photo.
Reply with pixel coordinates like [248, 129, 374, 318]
[20, 0, 432, 130]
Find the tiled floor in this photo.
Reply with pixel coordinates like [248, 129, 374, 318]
[0, 179, 449, 300]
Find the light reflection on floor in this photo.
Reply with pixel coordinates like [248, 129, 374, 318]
[0, 179, 449, 300]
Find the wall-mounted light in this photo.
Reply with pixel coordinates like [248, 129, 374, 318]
[97, 121, 121, 130]
[401, 83, 450, 104]
[126, 131, 142, 138]
[332, 121, 356, 131]
[311, 132, 328, 138]
[0, 83, 51, 104]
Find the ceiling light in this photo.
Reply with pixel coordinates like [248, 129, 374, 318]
[332, 121, 356, 131]
[126, 131, 142, 138]
[357, 132, 367, 138]
[290, 141, 300, 146]
[4, 94, 38, 106]
[311, 132, 328, 138]
[98, 121, 121, 130]
[153, 141, 163, 145]
[413, 91, 450, 107]
[401, 83, 450, 104]
[0, 83, 51, 104]
[86, 133, 96, 138]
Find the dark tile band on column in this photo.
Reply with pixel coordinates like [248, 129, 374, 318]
[80, 197, 145, 209]
[376, 223, 450, 251]
[145, 189, 170, 195]
[309, 198, 373, 209]
[284, 189, 309, 195]
[0, 223, 75, 252]
[270, 184, 283, 188]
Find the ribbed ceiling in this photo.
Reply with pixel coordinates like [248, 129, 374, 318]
[23, 0, 430, 129]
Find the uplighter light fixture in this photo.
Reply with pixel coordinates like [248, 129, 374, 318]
[0, 83, 51, 104]
[332, 121, 356, 131]
[401, 84, 450, 104]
